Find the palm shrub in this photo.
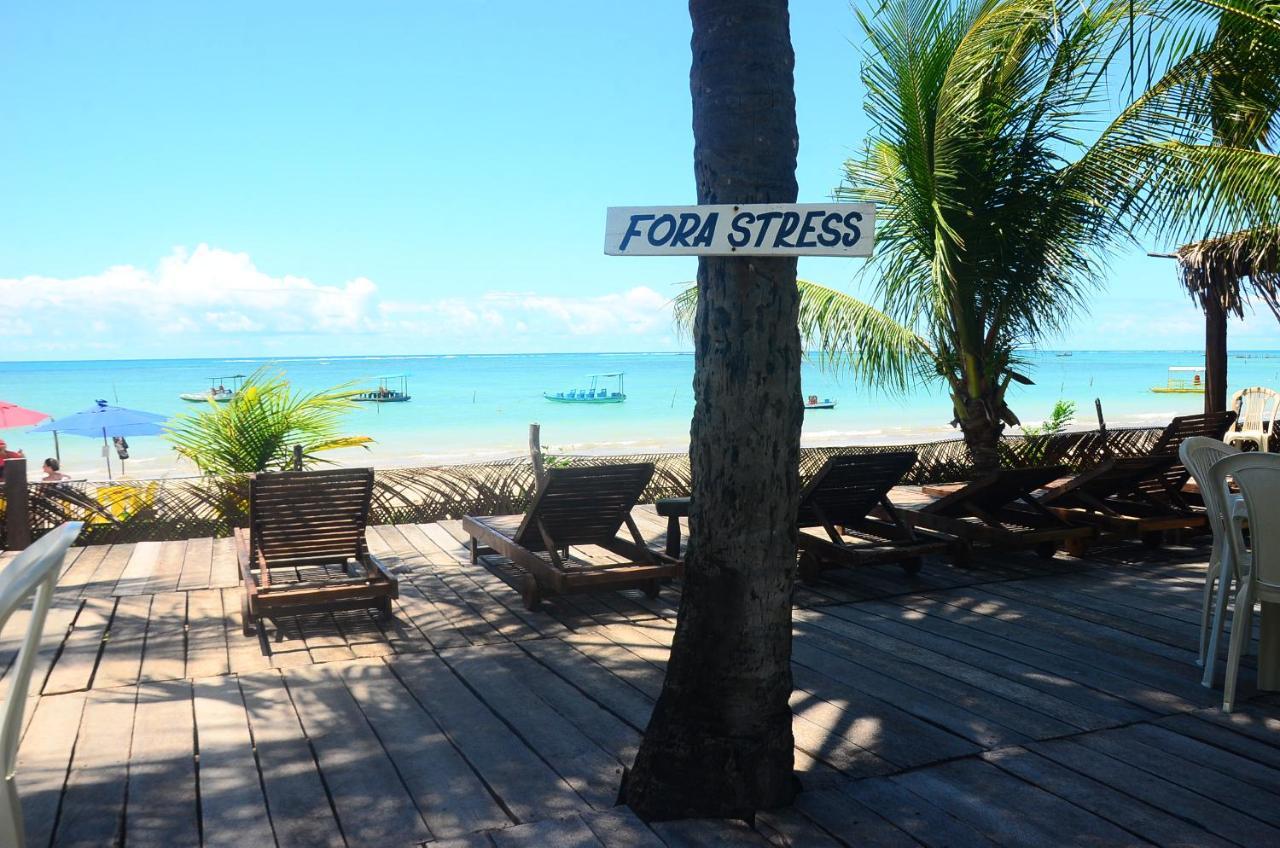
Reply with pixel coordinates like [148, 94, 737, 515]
[1022, 400, 1076, 440]
[166, 369, 372, 474]
[1016, 399, 1077, 464]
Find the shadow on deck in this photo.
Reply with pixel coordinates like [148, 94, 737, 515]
[5, 502, 1279, 847]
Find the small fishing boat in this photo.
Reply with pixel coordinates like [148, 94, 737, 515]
[354, 374, 411, 403]
[180, 374, 245, 403]
[1056, 351, 1073, 357]
[1150, 366, 1206, 394]
[545, 373, 626, 404]
[804, 394, 837, 410]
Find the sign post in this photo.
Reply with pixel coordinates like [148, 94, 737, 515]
[605, 203, 874, 257]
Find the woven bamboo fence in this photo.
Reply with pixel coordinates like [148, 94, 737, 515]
[6, 426, 1163, 547]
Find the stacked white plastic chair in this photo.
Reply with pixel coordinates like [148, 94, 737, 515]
[1179, 436, 1239, 685]
[1213, 452, 1280, 712]
[1227, 386, 1280, 452]
[0, 523, 82, 848]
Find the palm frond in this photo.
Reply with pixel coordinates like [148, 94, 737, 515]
[673, 278, 932, 392]
[794, 280, 934, 392]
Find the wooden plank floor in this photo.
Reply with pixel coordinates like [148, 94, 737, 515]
[6, 498, 1280, 847]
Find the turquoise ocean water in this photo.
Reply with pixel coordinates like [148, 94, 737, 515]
[2, 350, 1278, 480]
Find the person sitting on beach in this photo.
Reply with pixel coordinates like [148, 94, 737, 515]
[42, 457, 70, 483]
[0, 439, 24, 477]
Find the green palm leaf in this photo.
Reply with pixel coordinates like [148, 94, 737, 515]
[166, 368, 373, 474]
[674, 280, 932, 393]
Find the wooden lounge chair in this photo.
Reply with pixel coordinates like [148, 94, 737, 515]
[796, 451, 953, 582]
[901, 465, 1094, 562]
[462, 463, 680, 610]
[1033, 454, 1206, 547]
[235, 468, 397, 635]
[987, 413, 1234, 551]
[1134, 410, 1237, 508]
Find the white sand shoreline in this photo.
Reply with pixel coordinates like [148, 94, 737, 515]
[30, 414, 1172, 484]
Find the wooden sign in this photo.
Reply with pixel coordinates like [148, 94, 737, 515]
[604, 203, 874, 257]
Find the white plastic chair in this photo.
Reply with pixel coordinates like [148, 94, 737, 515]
[1227, 386, 1280, 452]
[1179, 436, 1239, 684]
[1212, 453, 1280, 712]
[0, 522, 82, 848]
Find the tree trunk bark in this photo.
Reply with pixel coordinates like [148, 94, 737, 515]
[624, 0, 801, 822]
[956, 392, 1003, 476]
[1204, 297, 1228, 414]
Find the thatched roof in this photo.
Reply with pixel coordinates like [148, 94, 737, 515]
[1177, 226, 1280, 321]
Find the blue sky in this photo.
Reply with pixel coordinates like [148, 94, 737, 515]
[1, 0, 1274, 361]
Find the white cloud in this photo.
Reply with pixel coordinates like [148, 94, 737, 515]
[370, 287, 673, 340]
[0, 245, 676, 357]
[489, 287, 670, 336]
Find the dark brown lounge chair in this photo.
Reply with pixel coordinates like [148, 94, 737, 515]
[235, 467, 398, 635]
[901, 465, 1094, 562]
[1034, 455, 1203, 545]
[1131, 410, 1237, 509]
[796, 451, 953, 582]
[462, 463, 680, 610]
[1026, 411, 1237, 547]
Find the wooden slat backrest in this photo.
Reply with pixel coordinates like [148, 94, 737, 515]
[514, 463, 654, 550]
[1138, 411, 1238, 500]
[1040, 455, 1177, 508]
[797, 451, 916, 528]
[924, 465, 1068, 517]
[1151, 411, 1237, 455]
[250, 468, 374, 565]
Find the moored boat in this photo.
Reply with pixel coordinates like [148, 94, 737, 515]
[545, 373, 626, 404]
[180, 374, 245, 402]
[804, 394, 837, 410]
[1150, 366, 1206, 394]
[354, 374, 412, 403]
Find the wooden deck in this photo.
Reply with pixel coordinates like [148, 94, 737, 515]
[5, 496, 1280, 847]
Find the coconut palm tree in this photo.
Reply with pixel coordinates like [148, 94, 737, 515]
[166, 369, 372, 474]
[674, 0, 1280, 474]
[625, 0, 802, 821]
[1174, 0, 1280, 411]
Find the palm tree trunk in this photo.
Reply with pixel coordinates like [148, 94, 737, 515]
[624, 0, 801, 821]
[1204, 296, 1229, 414]
[955, 390, 1004, 476]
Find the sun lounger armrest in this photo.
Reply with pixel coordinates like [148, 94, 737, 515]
[361, 552, 399, 595]
[234, 528, 256, 589]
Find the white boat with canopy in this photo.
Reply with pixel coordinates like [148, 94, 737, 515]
[180, 374, 245, 403]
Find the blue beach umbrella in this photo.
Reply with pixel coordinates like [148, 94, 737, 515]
[31, 400, 168, 480]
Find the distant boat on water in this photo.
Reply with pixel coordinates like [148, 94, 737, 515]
[1056, 352, 1073, 357]
[354, 374, 412, 403]
[545, 373, 626, 404]
[180, 374, 245, 402]
[804, 394, 837, 410]
[1150, 365, 1206, 394]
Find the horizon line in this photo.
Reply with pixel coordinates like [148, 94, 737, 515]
[3, 347, 1280, 366]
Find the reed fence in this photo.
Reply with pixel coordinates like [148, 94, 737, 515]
[2, 426, 1163, 547]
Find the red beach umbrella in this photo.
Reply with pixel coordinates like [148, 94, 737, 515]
[0, 401, 50, 429]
